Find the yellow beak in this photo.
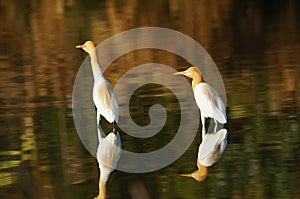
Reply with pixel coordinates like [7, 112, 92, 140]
[76, 45, 83, 49]
[173, 71, 186, 75]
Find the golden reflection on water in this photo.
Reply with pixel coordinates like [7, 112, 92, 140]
[0, 0, 299, 198]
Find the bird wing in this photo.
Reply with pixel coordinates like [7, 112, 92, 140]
[94, 79, 119, 123]
[194, 83, 227, 124]
[198, 129, 228, 166]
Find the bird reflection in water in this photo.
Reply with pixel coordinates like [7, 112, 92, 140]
[95, 128, 121, 199]
[181, 129, 228, 181]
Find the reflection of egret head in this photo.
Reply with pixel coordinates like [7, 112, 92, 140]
[174, 66, 204, 82]
[76, 40, 96, 54]
[180, 161, 208, 182]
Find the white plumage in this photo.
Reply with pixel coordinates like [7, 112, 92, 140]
[194, 83, 226, 124]
[93, 80, 119, 124]
[76, 41, 119, 129]
[194, 82, 227, 136]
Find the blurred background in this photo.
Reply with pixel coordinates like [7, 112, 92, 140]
[0, 0, 299, 198]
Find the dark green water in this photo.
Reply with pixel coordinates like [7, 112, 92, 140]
[1, 0, 299, 198]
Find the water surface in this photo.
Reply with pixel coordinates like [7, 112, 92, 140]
[0, 0, 299, 198]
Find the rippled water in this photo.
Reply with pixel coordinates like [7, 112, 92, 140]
[1, 0, 300, 198]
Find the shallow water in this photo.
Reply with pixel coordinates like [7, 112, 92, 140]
[1, 0, 300, 198]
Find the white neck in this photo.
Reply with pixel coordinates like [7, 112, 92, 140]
[89, 49, 103, 81]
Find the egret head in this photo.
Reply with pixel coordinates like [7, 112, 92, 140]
[76, 40, 96, 54]
[174, 66, 203, 80]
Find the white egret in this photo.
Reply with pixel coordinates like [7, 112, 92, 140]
[174, 66, 227, 136]
[76, 41, 119, 130]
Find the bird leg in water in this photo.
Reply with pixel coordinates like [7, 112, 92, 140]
[112, 121, 116, 133]
[97, 109, 101, 128]
[201, 115, 206, 138]
[214, 119, 218, 132]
